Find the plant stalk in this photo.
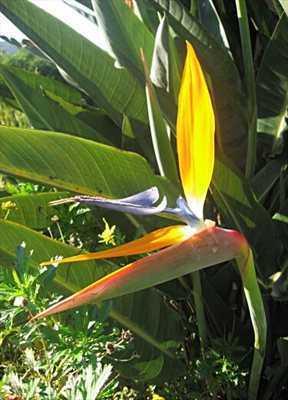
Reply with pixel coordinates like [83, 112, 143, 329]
[192, 270, 208, 351]
[237, 248, 267, 400]
[235, 0, 257, 179]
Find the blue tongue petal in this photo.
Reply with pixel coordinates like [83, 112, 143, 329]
[119, 186, 160, 206]
[164, 196, 200, 226]
[50, 187, 167, 215]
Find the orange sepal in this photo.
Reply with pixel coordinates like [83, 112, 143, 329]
[32, 226, 247, 321]
[41, 224, 193, 266]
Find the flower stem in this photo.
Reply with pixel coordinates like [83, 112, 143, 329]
[192, 270, 208, 351]
[236, 248, 267, 400]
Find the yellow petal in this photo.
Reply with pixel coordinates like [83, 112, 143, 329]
[177, 42, 215, 219]
[32, 225, 247, 320]
[41, 224, 193, 266]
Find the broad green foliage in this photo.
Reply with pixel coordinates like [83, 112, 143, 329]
[0, 126, 177, 200]
[0, 0, 147, 126]
[0, 65, 109, 142]
[0, 192, 69, 229]
[257, 13, 288, 154]
[0, 1, 288, 398]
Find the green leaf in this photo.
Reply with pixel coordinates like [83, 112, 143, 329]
[150, 15, 183, 110]
[134, 0, 160, 34]
[70, 107, 122, 147]
[257, 14, 288, 154]
[252, 157, 287, 202]
[0, 219, 100, 281]
[147, 0, 249, 169]
[141, 48, 179, 185]
[0, 126, 177, 201]
[273, 213, 288, 224]
[1, 63, 84, 106]
[280, 0, 288, 17]
[91, 0, 154, 84]
[145, 15, 184, 133]
[210, 0, 243, 68]
[121, 115, 136, 148]
[112, 290, 184, 382]
[0, 65, 111, 143]
[235, 0, 258, 178]
[0, 0, 147, 126]
[120, 116, 156, 165]
[0, 74, 21, 109]
[212, 158, 281, 279]
[247, 0, 277, 37]
[198, 0, 230, 49]
[0, 192, 69, 229]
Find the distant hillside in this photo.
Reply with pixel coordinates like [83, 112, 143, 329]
[0, 40, 18, 54]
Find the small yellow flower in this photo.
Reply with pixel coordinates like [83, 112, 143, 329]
[1, 200, 16, 211]
[98, 218, 116, 246]
[152, 395, 165, 400]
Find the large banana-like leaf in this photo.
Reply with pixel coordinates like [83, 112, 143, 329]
[0, 64, 82, 111]
[0, 74, 21, 109]
[252, 157, 288, 203]
[246, 0, 276, 37]
[0, 192, 69, 229]
[280, 0, 288, 17]
[147, 0, 249, 169]
[141, 46, 178, 184]
[134, 0, 160, 34]
[198, 0, 230, 49]
[0, 65, 112, 144]
[91, 0, 154, 84]
[212, 158, 280, 279]
[1, 63, 83, 105]
[0, 126, 177, 201]
[0, 219, 106, 285]
[0, 0, 147, 126]
[256, 13, 288, 154]
[0, 218, 184, 381]
[91, 1, 179, 135]
[150, 15, 183, 124]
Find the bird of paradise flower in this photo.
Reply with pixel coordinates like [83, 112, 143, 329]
[33, 43, 266, 400]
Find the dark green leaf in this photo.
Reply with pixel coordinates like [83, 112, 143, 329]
[252, 157, 287, 202]
[142, 46, 179, 184]
[212, 158, 281, 278]
[257, 14, 288, 154]
[134, 0, 160, 33]
[150, 15, 183, 109]
[247, 0, 277, 37]
[198, 0, 229, 48]
[91, 0, 154, 84]
[0, 192, 69, 229]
